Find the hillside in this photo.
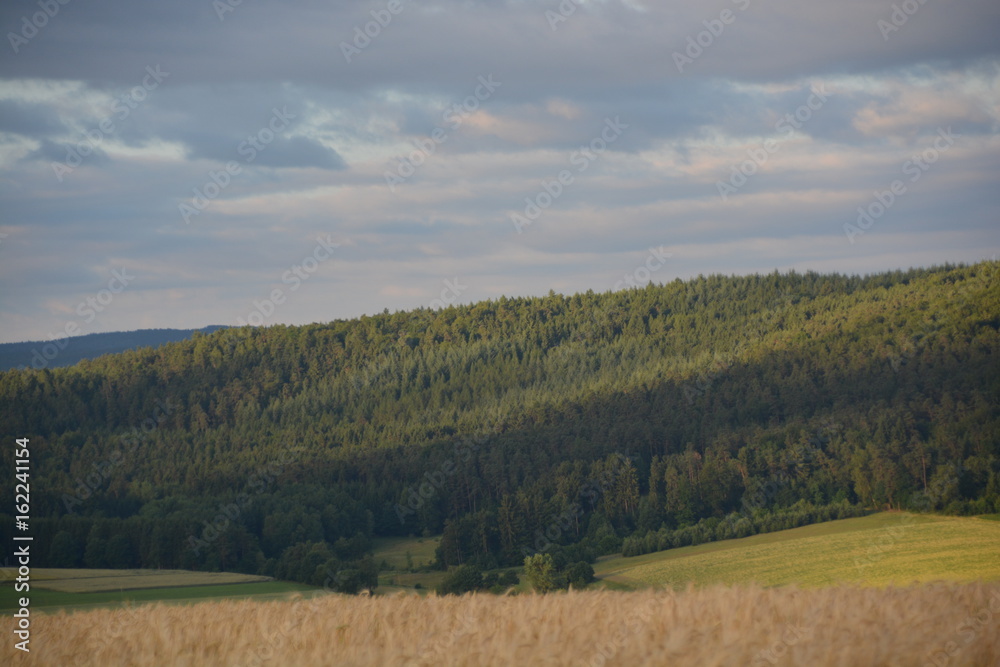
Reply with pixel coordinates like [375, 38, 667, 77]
[0, 263, 997, 587]
[0, 327, 228, 371]
[595, 513, 1000, 589]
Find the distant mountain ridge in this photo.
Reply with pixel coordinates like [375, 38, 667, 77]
[0, 326, 228, 371]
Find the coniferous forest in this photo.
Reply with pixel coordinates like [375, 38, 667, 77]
[1, 263, 998, 590]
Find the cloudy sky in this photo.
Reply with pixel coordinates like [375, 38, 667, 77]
[1, 0, 998, 343]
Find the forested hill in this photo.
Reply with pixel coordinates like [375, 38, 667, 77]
[1, 263, 998, 587]
[0, 326, 228, 371]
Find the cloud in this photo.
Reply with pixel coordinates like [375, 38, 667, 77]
[22, 138, 110, 166]
[0, 1, 998, 342]
[851, 77, 1000, 139]
[0, 97, 65, 137]
[0, 1, 995, 89]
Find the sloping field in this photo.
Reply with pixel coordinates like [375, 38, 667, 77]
[595, 513, 1000, 589]
[3, 568, 271, 593]
[0, 569, 313, 613]
[4, 584, 999, 666]
[2, 581, 321, 614]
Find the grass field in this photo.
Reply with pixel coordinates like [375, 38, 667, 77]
[2, 568, 271, 593]
[5, 584, 998, 666]
[372, 535, 451, 594]
[0, 569, 315, 613]
[371, 535, 441, 571]
[595, 512, 1000, 589]
[371, 535, 533, 595]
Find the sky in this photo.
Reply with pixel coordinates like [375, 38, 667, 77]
[0, 0, 998, 344]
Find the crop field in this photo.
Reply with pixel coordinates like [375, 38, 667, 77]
[595, 513, 1000, 589]
[4, 583, 999, 666]
[0, 569, 314, 613]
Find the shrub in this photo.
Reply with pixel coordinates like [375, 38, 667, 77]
[565, 562, 595, 588]
[436, 564, 483, 595]
[499, 570, 520, 587]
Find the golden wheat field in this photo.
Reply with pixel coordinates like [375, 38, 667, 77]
[5, 584, 1000, 666]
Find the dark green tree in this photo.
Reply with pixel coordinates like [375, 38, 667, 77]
[48, 530, 80, 568]
[565, 561, 595, 588]
[436, 564, 483, 595]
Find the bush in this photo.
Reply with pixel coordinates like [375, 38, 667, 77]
[436, 564, 483, 595]
[330, 568, 363, 595]
[565, 561, 595, 588]
[499, 570, 520, 587]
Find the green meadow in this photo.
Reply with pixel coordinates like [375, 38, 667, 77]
[594, 513, 1000, 589]
[0, 568, 317, 613]
[371, 535, 441, 571]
